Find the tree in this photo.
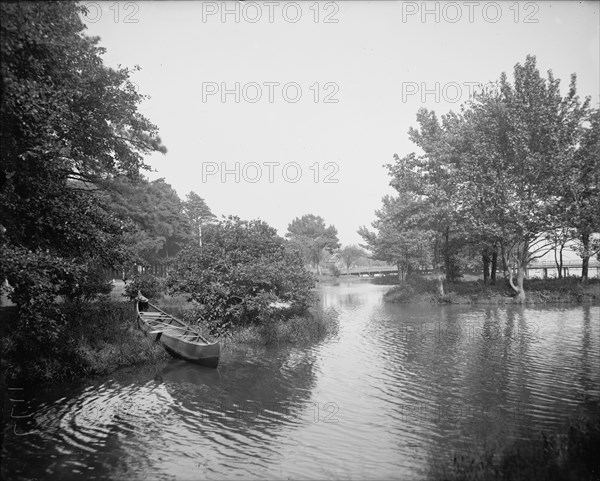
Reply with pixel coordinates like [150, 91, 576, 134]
[0, 3, 165, 333]
[183, 191, 216, 245]
[387, 107, 470, 286]
[104, 177, 194, 267]
[339, 245, 367, 273]
[563, 108, 600, 281]
[359, 193, 432, 283]
[285, 214, 340, 274]
[167, 216, 315, 335]
[458, 56, 589, 301]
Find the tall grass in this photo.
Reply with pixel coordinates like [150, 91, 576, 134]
[225, 310, 338, 347]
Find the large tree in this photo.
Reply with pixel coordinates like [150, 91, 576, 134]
[458, 56, 590, 301]
[0, 3, 165, 328]
[387, 108, 470, 285]
[285, 214, 340, 274]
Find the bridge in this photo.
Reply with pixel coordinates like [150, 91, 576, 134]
[337, 260, 600, 278]
[339, 265, 433, 277]
[527, 260, 600, 278]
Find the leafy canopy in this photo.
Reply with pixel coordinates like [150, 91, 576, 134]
[0, 2, 166, 333]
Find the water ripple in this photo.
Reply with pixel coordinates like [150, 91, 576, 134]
[2, 286, 598, 481]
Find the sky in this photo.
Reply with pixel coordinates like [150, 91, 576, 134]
[82, 1, 600, 245]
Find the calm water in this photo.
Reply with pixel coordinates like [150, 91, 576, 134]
[2, 280, 599, 480]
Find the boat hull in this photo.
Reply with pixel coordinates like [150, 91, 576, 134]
[136, 300, 221, 368]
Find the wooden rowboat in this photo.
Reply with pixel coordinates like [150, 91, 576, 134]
[135, 297, 220, 368]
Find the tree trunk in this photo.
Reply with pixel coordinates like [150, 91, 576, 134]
[482, 250, 490, 284]
[444, 226, 451, 281]
[500, 242, 508, 279]
[554, 245, 562, 279]
[490, 250, 498, 285]
[580, 232, 590, 283]
[508, 264, 526, 303]
[559, 246, 564, 278]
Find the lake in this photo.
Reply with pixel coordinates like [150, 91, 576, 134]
[2, 279, 599, 480]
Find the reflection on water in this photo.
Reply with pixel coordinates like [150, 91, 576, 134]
[2, 279, 599, 480]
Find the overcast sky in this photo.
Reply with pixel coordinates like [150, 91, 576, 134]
[83, 1, 600, 245]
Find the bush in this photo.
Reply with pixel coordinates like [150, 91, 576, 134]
[167, 216, 316, 335]
[123, 273, 164, 300]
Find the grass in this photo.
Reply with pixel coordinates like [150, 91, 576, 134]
[224, 309, 338, 347]
[384, 276, 600, 305]
[430, 410, 600, 481]
[1, 300, 169, 385]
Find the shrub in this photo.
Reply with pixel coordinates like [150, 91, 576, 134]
[123, 273, 164, 300]
[1, 300, 168, 384]
[167, 216, 316, 335]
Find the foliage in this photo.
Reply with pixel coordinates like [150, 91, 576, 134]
[123, 273, 165, 300]
[286, 214, 340, 273]
[103, 177, 195, 266]
[1, 301, 168, 384]
[359, 193, 432, 282]
[167, 216, 316, 335]
[564, 108, 600, 279]
[0, 2, 165, 342]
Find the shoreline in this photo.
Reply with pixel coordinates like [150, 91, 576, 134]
[2, 277, 598, 386]
[382, 277, 600, 305]
[0, 297, 337, 387]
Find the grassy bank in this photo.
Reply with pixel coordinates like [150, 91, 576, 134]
[430, 410, 600, 480]
[0, 300, 169, 386]
[1, 293, 338, 385]
[384, 276, 600, 304]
